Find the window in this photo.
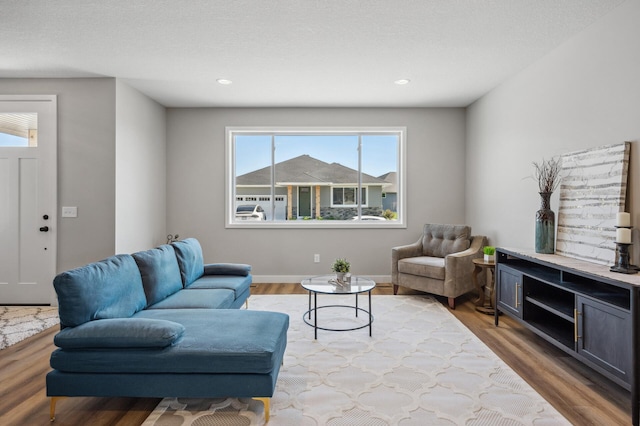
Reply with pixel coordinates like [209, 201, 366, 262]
[332, 187, 366, 207]
[0, 113, 38, 147]
[227, 127, 405, 227]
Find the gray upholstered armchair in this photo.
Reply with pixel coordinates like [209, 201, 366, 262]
[392, 224, 487, 308]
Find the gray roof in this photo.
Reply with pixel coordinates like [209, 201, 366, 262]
[237, 155, 389, 186]
[378, 172, 398, 193]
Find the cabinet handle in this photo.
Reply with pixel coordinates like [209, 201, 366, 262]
[574, 309, 581, 342]
[515, 282, 521, 308]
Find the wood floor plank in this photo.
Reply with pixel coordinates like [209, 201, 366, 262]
[0, 283, 630, 425]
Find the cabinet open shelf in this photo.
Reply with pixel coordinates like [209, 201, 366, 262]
[525, 295, 574, 322]
[498, 256, 631, 310]
[526, 318, 574, 349]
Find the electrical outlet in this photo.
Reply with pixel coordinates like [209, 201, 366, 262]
[62, 206, 78, 218]
[314, 254, 320, 263]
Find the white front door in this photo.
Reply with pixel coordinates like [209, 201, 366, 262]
[0, 96, 57, 305]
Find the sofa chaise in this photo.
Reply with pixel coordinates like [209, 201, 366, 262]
[46, 238, 289, 422]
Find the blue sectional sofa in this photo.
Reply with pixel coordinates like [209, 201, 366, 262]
[46, 238, 289, 422]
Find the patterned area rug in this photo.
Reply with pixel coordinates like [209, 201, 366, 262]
[143, 295, 570, 426]
[142, 294, 570, 425]
[0, 306, 59, 350]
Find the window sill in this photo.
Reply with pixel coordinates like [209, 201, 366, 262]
[226, 220, 405, 229]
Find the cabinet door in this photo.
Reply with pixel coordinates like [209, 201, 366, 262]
[577, 295, 631, 385]
[496, 265, 523, 318]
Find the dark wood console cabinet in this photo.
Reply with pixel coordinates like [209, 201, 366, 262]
[495, 248, 640, 425]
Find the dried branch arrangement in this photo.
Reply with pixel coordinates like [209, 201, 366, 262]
[533, 157, 562, 194]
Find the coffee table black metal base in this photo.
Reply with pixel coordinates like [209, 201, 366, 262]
[301, 275, 376, 339]
[304, 294, 373, 339]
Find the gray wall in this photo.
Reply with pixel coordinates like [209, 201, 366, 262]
[0, 78, 168, 279]
[115, 80, 167, 253]
[0, 78, 117, 272]
[7, 0, 635, 282]
[466, 0, 640, 265]
[166, 108, 466, 281]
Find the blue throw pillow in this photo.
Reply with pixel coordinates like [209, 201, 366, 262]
[172, 238, 205, 286]
[53, 254, 147, 328]
[53, 318, 185, 349]
[132, 245, 183, 306]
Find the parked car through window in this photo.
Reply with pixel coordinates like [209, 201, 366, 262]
[235, 204, 266, 221]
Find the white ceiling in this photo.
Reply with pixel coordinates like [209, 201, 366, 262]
[0, 1, 625, 108]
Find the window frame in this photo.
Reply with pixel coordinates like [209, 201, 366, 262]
[225, 127, 406, 228]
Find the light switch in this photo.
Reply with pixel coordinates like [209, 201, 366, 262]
[62, 206, 77, 218]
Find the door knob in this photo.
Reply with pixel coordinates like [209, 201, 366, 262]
[39, 226, 49, 232]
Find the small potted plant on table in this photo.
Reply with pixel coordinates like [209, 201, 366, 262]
[483, 246, 496, 263]
[331, 258, 351, 283]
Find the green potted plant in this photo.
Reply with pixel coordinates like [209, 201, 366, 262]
[483, 246, 496, 263]
[331, 258, 350, 282]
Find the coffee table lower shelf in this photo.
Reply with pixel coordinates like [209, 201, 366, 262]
[303, 302, 374, 338]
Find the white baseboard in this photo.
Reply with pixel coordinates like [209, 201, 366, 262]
[251, 275, 391, 284]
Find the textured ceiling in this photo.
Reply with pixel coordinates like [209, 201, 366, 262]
[0, 1, 626, 107]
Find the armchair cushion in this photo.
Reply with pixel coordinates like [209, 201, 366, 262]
[421, 224, 471, 257]
[398, 256, 445, 280]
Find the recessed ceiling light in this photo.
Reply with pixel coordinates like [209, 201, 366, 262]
[394, 79, 410, 85]
[217, 79, 233, 85]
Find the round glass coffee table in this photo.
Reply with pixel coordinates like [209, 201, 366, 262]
[301, 274, 376, 339]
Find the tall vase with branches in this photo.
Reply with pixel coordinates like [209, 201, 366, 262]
[533, 158, 562, 254]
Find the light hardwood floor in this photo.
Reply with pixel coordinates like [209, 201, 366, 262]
[0, 283, 630, 425]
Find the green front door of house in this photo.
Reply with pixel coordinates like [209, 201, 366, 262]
[299, 187, 311, 217]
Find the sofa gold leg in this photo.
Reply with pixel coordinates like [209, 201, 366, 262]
[245, 299, 249, 309]
[253, 397, 270, 422]
[50, 397, 66, 422]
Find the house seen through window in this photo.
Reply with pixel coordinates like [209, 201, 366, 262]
[0, 113, 38, 147]
[227, 128, 404, 227]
